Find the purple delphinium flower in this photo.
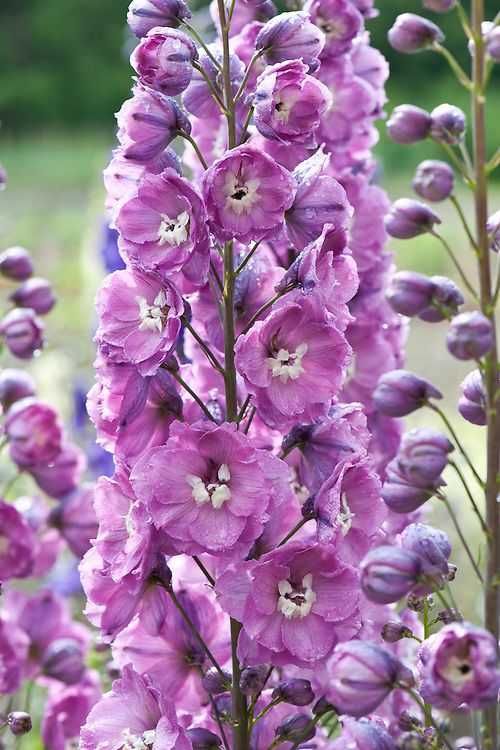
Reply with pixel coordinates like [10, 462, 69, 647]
[304, 0, 362, 59]
[401, 522, 452, 595]
[0, 500, 38, 580]
[419, 622, 500, 710]
[127, 0, 191, 37]
[373, 370, 442, 417]
[458, 369, 487, 426]
[387, 105, 431, 144]
[330, 717, 397, 750]
[95, 269, 183, 376]
[446, 311, 494, 361]
[360, 545, 422, 604]
[42, 674, 101, 750]
[256, 11, 325, 70]
[235, 295, 351, 430]
[217, 541, 360, 665]
[0, 308, 44, 359]
[202, 145, 296, 245]
[131, 27, 198, 96]
[4, 397, 63, 469]
[412, 160, 454, 202]
[49, 485, 98, 559]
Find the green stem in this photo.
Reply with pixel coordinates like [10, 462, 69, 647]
[178, 131, 209, 170]
[192, 556, 215, 586]
[234, 50, 264, 103]
[405, 690, 453, 750]
[236, 241, 262, 275]
[422, 601, 433, 728]
[182, 317, 225, 375]
[239, 286, 297, 338]
[182, 21, 222, 71]
[428, 402, 485, 487]
[432, 42, 473, 90]
[430, 230, 479, 300]
[168, 368, 216, 423]
[449, 194, 479, 252]
[192, 62, 228, 116]
[449, 459, 488, 534]
[442, 496, 484, 583]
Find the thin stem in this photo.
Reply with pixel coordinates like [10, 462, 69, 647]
[181, 21, 222, 71]
[178, 131, 209, 170]
[168, 368, 216, 422]
[430, 231, 479, 300]
[208, 692, 231, 750]
[277, 516, 313, 548]
[237, 395, 251, 424]
[230, 619, 249, 750]
[433, 138, 472, 183]
[234, 50, 264, 103]
[428, 403, 485, 487]
[449, 194, 478, 252]
[459, 140, 474, 176]
[248, 666, 274, 718]
[192, 62, 227, 115]
[405, 690, 454, 750]
[239, 105, 254, 145]
[2, 472, 20, 497]
[432, 42, 473, 90]
[422, 601, 433, 728]
[455, 1, 474, 39]
[449, 459, 488, 534]
[442, 496, 484, 583]
[193, 556, 215, 586]
[236, 241, 262, 275]
[252, 698, 281, 725]
[486, 147, 500, 175]
[182, 317, 225, 375]
[210, 261, 224, 296]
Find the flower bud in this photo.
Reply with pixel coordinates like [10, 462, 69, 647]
[436, 608, 463, 624]
[430, 103, 466, 144]
[256, 12, 325, 71]
[398, 711, 422, 732]
[485, 24, 500, 62]
[418, 275, 464, 322]
[381, 621, 414, 643]
[454, 738, 476, 750]
[386, 271, 436, 317]
[275, 714, 315, 744]
[388, 13, 444, 54]
[131, 27, 197, 96]
[127, 0, 191, 37]
[361, 545, 422, 604]
[373, 369, 442, 417]
[186, 728, 222, 750]
[385, 199, 441, 239]
[423, 0, 456, 11]
[42, 637, 86, 685]
[387, 105, 431, 144]
[446, 311, 493, 360]
[239, 665, 269, 696]
[272, 679, 314, 706]
[0, 308, 44, 360]
[0, 369, 36, 411]
[312, 697, 335, 716]
[212, 694, 232, 723]
[202, 667, 232, 695]
[458, 369, 486, 426]
[413, 160, 454, 202]
[398, 428, 453, 484]
[401, 523, 451, 594]
[10, 277, 56, 315]
[486, 209, 500, 252]
[7, 712, 32, 736]
[0, 246, 33, 281]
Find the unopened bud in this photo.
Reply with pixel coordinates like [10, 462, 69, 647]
[272, 679, 314, 706]
[7, 712, 32, 736]
[381, 622, 414, 643]
[202, 667, 232, 695]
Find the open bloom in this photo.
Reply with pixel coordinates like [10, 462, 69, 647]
[304, 0, 362, 58]
[202, 145, 296, 244]
[131, 27, 197, 96]
[256, 11, 325, 70]
[217, 542, 360, 666]
[95, 269, 183, 375]
[235, 295, 350, 429]
[131, 421, 288, 556]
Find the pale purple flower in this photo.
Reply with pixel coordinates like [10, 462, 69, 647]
[0, 618, 29, 694]
[330, 717, 397, 750]
[304, 0, 362, 58]
[388, 13, 444, 54]
[419, 622, 500, 710]
[0, 500, 37, 580]
[458, 369, 487, 426]
[373, 370, 442, 417]
[202, 145, 295, 245]
[446, 311, 493, 361]
[42, 675, 100, 750]
[360, 545, 422, 604]
[131, 27, 197, 96]
[95, 269, 183, 376]
[217, 542, 360, 665]
[5, 397, 63, 469]
[0, 308, 44, 359]
[10, 277, 56, 315]
[0, 368, 36, 411]
[235, 296, 350, 430]
[103, 148, 180, 210]
[401, 522, 451, 595]
[127, 0, 191, 37]
[256, 12, 325, 70]
[412, 160, 454, 202]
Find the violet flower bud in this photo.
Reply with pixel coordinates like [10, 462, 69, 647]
[401, 523, 451, 594]
[239, 665, 269, 696]
[398, 711, 422, 732]
[256, 12, 325, 71]
[413, 160, 454, 202]
[386, 271, 436, 317]
[7, 712, 32, 736]
[436, 608, 463, 624]
[385, 198, 441, 239]
[485, 24, 500, 61]
[131, 27, 198, 96]
[446, 311, 493, 360]
[398, 428, 453, 484]
[360, 545, 422, 604]
[430, 103, 466, 145]
[42, 637, 86, 685]
[0, 369, 36, 411]
[381, 621, 414, 643]
[326, 641, 415, 717]
[486, 209, 500, 252]
[0, 308, 44, 360]
[418, 275, 464, 322]
[373, 369, 442, 417]
[272, 679, 314, 706]
[202, 667, 232, 694]
[4, 397, 63, 468]
[312, 697, 335, 716]
[127, 0, 191, 37]
[186, 728, 222, 750]
[458, 369, 487, 425]
[388, 13, 444, 54]
[423, 0, 456, 11]
[275, 714, 315, 744]
[407, 593, 433, 612]
[387, 105, 431, 144]
[10, 277, 56, 315]
[0, 246, 33, 281]
[454, 738, 477, 750]
[382, 461, 440, 513]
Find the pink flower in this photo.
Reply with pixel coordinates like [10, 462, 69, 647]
[0, 618, 29, 694]
[5, 397, 63, 469]
[131, 27, 197, 96]
[42, 674, 101, 750]
[95, 269, 183, 376]
[217, 542, 360, 666]
[202, 145, 296, 244]
[304, 0, 362, 58]
[0, 500, 38, 580]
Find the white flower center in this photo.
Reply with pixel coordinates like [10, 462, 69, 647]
[337, 491, 355, 536]
[266, 343, 308, 383]
[441, 654, 474, 687]
[158, 210, 190, 246]
[186, 464, 231, 510]
[121, 728, 156, 750]
[225, 174, 260, 216]
[137, 291, 168, 333]
[277, 573, 316, 619]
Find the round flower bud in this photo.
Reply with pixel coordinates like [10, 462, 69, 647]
[4, 397, 63, 469]
[413, 160, 454, 202]
[0, 308, 44, 360]
[386, 271, 436, 317]
[0, 246, 33, 281]
[186, 729, 221, 750]
[42, 637, 86, 685]
[485, 24, 500, 61]
[275, 714, 315, 744]
[202, 667, 232, 695]
[398, 428, 453, 484]
[486, 209, 500, 252]
[272, 679, 314, 706]
[312, 697, 335, 716]
[455, 738, 477, 750]
[131, 27, 197, 96]
[423, 0, 456, 11]
[418, 275, 464, 322]
[0, 369, 36, 411]
[10, 277, 56, 315]
[127, 0, 191, 38]
[239, 665, 269, 697]
[388, 13, 444, 54]
[387, 105, 431, 144]
[381, 621, 414, 643]
[385, 199, 441, 239]
[446, 311, 493, 360]
[401, 523, 451, 594]
[7, 712, 32, 736]
[458, 369, 487, 426]
[398, 711, 422, 732]
[256, 12, 325, 71]
[436, 608, 463, 624]
[430, 103, 466, 144]
[373, 369, 442, 417]
[360, 545, 422, 604]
